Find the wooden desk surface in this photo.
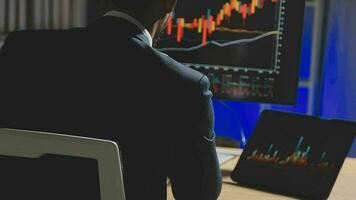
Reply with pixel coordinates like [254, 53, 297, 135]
[167, 147, 356, 200]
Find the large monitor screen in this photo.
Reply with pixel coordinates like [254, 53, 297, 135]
[156, 0, 306, 104]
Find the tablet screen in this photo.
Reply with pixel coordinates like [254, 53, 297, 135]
[231, 110, 355, 199]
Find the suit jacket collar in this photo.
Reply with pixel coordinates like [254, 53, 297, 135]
[104, 11, 153, 47]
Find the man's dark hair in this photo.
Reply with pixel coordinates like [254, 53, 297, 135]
[110, 0, 155, 12]
[87, 0, 154, 22]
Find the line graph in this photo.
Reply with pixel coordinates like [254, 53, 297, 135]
[158, 31, 279, 52]
[214, 27, 274, 34]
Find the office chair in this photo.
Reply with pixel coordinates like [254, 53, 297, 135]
[0, 128, 126, 200]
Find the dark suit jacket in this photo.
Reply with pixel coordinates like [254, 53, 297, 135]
[0, 16, 222, 200]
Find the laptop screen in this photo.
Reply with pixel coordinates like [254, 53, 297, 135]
[231, 110, 355, 200]
[0, 154, 101, 200]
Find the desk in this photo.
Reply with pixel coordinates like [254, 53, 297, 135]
[167, 147, 356, 200]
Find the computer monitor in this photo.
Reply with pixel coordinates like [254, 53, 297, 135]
[156, 0, 306, 105]
[0, 129, 126, 200]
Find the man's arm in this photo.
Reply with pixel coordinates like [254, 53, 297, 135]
[169, 75, 222, 200]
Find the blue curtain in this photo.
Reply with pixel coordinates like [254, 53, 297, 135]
[321, 0, 356, 120]
[320, 0, 356, 155]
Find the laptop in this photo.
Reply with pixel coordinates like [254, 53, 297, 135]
[0, 128, 126, 200]
[231, 110, 356, 200]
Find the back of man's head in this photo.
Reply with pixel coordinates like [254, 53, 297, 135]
[102, 0, 177, 45]
[110, 0, 154, 13]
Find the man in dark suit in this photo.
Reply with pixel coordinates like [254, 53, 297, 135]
[0, 0, 222, 199]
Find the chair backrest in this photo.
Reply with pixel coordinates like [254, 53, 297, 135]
[0, 128, 126, 200]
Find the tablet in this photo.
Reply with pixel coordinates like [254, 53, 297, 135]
[231, 110, 356, 200]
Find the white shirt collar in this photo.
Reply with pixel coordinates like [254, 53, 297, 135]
[104, 11, 153, 47]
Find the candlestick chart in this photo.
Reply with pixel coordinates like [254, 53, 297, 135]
[157, 0, 282, 70]
[164, 0, 279, 47]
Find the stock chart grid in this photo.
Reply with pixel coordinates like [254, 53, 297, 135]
[157, 0, 287, 101]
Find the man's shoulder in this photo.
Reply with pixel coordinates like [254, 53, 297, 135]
[148, 48, 208, 88]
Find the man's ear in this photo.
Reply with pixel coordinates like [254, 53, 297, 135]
[163, 0, 177, 13]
